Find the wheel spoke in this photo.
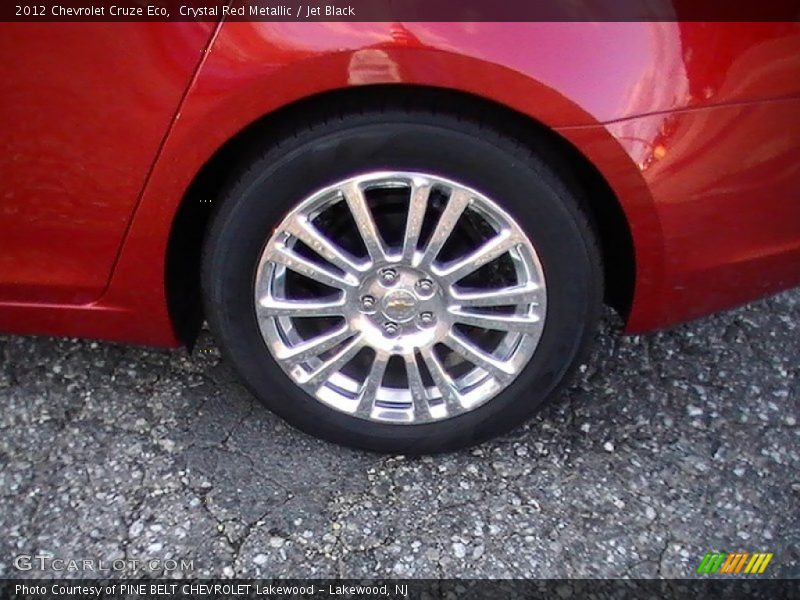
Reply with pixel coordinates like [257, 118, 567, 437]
[276, 325, 354, 362]
[438, 231, 520, 283]
[257, 296, 346, 318]
[283, 215, 364, 275]
[419, 347, 463, 416]
[402, 180, 432, 262]
[256, 171, 549, 426]
[404, 354, 432, 421]
[355, 353, 389, 418]
[342, 182, 386, 263]
[419, 189, 470, 268]
[266, 244, 357, 289]
[451, 283, 541, 307]
[448, 308, 542, 333]
[303, 334, 364, 386]
[444, 331, 513, 382]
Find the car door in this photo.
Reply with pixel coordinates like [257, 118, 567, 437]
[0, 22, 215, 304]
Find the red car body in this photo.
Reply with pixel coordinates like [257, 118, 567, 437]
[1, 22, 799, 347]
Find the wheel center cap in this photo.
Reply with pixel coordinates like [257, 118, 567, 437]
[381, 289, 418, 323]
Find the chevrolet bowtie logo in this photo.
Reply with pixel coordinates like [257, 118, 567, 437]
[387, 298, 415, 309]
[381, 290, 419, 323]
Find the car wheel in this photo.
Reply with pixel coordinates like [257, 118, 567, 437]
[202, 106, 602, 454]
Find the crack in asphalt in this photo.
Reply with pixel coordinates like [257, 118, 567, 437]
[0, 291, 798, 578]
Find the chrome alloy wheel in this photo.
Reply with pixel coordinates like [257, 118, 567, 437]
[254, 172, 547, 424]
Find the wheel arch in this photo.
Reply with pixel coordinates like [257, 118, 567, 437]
[165, 85, 637, 346]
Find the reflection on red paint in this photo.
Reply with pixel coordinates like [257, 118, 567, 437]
[0, 21, 798, 345]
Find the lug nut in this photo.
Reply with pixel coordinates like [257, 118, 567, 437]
[383, 322, 400, 337]
[359, 295, 376, 312]
[415, 278, 435, 296]
[379, 268, 398, 286]
[419, 311, 436, 327]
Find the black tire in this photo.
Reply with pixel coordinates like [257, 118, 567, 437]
[202, 105, 603, 454]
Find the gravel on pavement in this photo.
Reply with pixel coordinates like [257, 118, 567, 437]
[1, 291, 798, 579]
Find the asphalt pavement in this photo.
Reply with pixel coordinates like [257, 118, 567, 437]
[1, 290, 798, 579]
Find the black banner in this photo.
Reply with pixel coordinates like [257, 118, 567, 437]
[3, 0, 800, 22]
[3, 579, 800, 600]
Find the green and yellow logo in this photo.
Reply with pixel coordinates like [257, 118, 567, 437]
[697, 552, 773, 575]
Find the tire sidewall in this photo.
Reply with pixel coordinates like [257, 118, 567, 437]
[204, 116, 600, 453]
